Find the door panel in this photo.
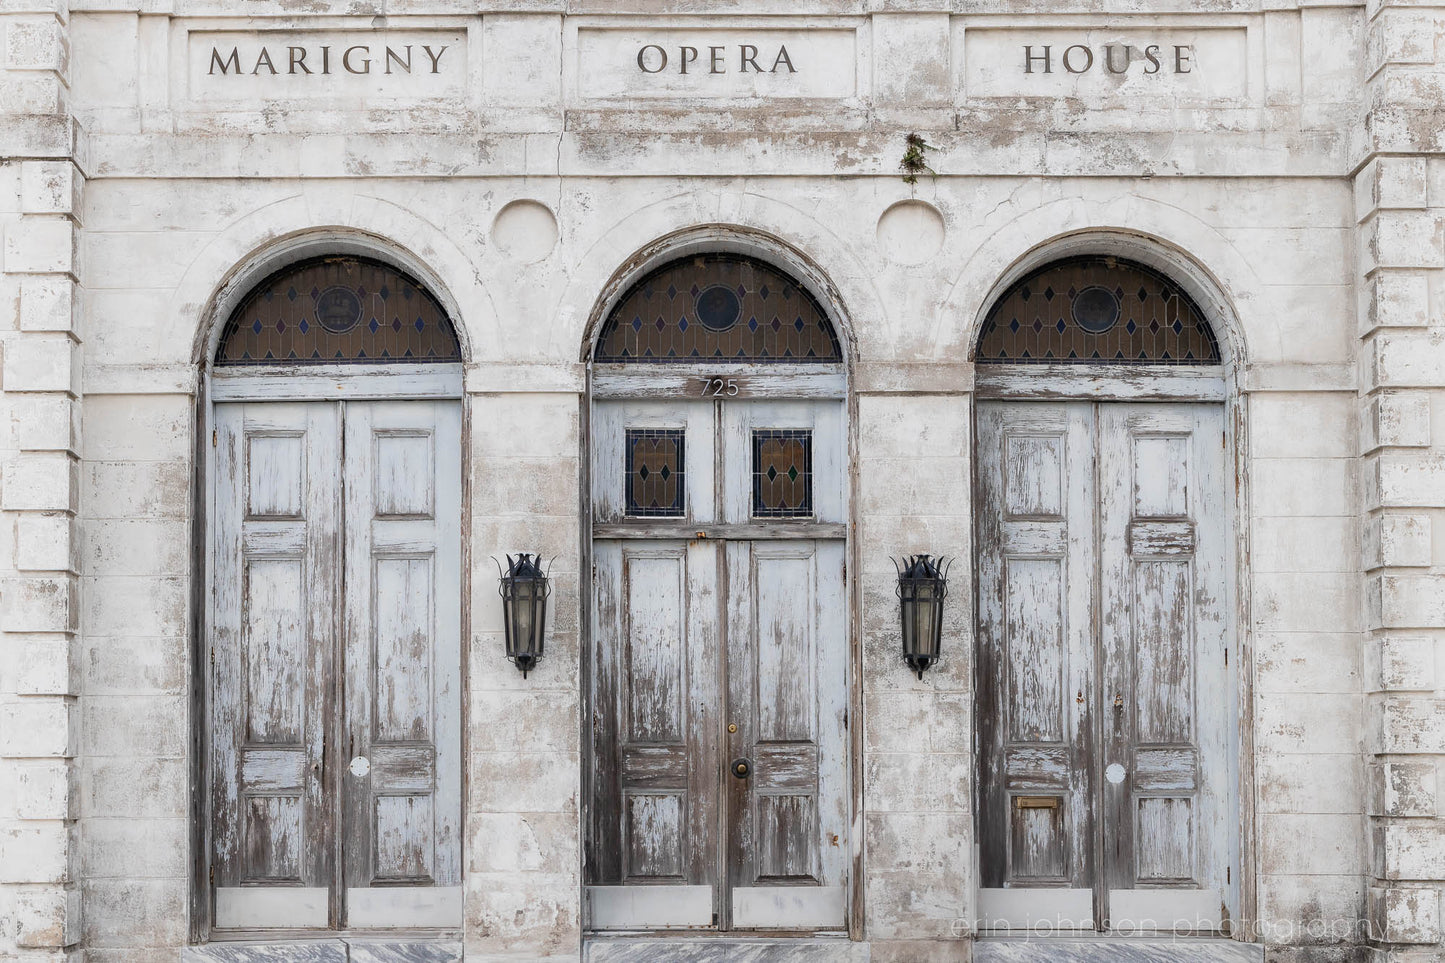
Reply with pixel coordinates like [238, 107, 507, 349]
[588, 397, 848, 932]
[210, 399, 463, 932]
[588, 539, 721, 927]
[976, 402, 1096, 928]
[726, 538, 847, 929]
[211, 402, 339, 929]
[341, 401, 463, 926]
[1098, 404, 1231, 929]
[976, 400, 1233, 935]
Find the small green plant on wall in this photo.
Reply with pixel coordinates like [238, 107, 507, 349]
[900, 132, 936, 186]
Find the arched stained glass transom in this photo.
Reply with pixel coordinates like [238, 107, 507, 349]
[594, 254, 843, 363]
[215, 256, 462, 365]
[976, 256, 1221, 365]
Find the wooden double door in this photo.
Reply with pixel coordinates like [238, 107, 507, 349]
[976, 400, 1236, 933]
[587, 398, 849, 931]
[207, 400, 463, 931]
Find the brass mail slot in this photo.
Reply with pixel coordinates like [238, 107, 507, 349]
[1014, 796, 1060, 809]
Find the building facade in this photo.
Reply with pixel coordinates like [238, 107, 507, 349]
[1, 0, 1443, 960]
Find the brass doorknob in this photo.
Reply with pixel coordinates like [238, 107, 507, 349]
[731, 758, 752, 779]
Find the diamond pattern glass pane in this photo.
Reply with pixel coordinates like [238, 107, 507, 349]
[976, 256, 1221, 365]
[215, 256, 462, 365]
[753, 429, 813, 518]
[626, 429, 686, 517]
[594, 254, 842, 363]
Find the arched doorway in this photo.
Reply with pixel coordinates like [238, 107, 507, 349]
[584, 251, 852, 933]
[201, 254, 465, 933]
[972, 254, 1240, 935]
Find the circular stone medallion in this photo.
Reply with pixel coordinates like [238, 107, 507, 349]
[1072, 286, 1121, 334]
[492, 199, 560, 264]
[695, 284, 742, 331]
[875, 199, 945, 266]
[316, 286, 363, 333]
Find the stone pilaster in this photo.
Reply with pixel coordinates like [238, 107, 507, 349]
[1358, 3, 1445, 956]
[0, 1, 82, 959]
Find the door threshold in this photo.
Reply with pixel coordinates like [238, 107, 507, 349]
[973, 936, 1261, 963]
[583, 935, 867, 963]
[184, 938, 462, 962]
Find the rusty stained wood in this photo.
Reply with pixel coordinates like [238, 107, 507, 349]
[208, 399, 462, 932]
[976, 400, 1233, 933]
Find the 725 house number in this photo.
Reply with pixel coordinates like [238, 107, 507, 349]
[700, 377, 742, 397]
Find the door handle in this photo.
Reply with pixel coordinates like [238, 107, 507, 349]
[731, 758, 752, 780]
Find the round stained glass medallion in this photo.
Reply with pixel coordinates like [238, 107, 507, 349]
[1071, 286, 1120, 334]
[695, 284, 742, 332]
[316, 286, 363, 334]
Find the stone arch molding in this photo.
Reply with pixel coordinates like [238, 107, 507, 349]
[173, 193, 496, 368]
[563, 191, 883, 365]
[939, 194, 1263, 368]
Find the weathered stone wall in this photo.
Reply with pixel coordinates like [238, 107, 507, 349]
[1358, 1, 1445, 958]
[1, 0, 83, 960]
[0, 1, 1404, 960]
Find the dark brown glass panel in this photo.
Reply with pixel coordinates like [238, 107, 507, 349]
[626, 429, 686, 517]
[976, 256, 1221, 365]
[215, 256, 462, 365]
[753, 430, 813, 518]
[595, 254, 842, 363]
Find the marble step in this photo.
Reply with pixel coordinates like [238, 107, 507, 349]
[584, 937, 870, 963]
[182, 940, 463, 963]
[975, 938, 1264, 963]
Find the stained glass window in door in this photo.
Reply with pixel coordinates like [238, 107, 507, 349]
[625, 429, 686, 517]
[976, 256, 1221, 364]
[753, 429, 813, 518]
[594, 254, 842, 363]
[215, 256, 462, 365]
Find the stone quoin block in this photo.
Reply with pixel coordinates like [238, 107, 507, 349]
[10, 638, 77, 696]
[1366, 272, 1431, 329]
[2, 453, 78, 512]
[5, 17, 68, 74]
[1365, 209, 1444, 270]
[1368, 635, 1437, 691]
[2, 574, 77, 633]
[1365, 452, 1445, 509]
[1369, 886, 1441, 944]
[5, 759, 76, 820]
[1363, 392, 1432, 452]
[18, 275, 78, 333]
[1369, 761, 1437, 818]
[1376, 574, 1445, 628]
[16, 512, 78, 572]
[1367, 332, 1445, 389]
[19, 160, 77, 215]
[1377, 697, 1445, 754]
[1379, 824, 1445, 881]
[11, 395, 81, 453]
[12, 886, 79, 948]
[0, 699, 74, 757]
[2, 216, 74, 274]
[2, 333, 75, 393]
[1358, 156, 1430, 214]
[0, 823, 71, 884]
[1365, 513, 1433, 569]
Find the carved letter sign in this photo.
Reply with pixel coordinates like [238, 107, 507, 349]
[577, 28, 857, 100]
[965, 27, 1248, 101]
[188, 29, 467, 104]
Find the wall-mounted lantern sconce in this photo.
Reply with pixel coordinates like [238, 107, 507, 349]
[894, 554, 951, 680]
[496, 553, 551, 678]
